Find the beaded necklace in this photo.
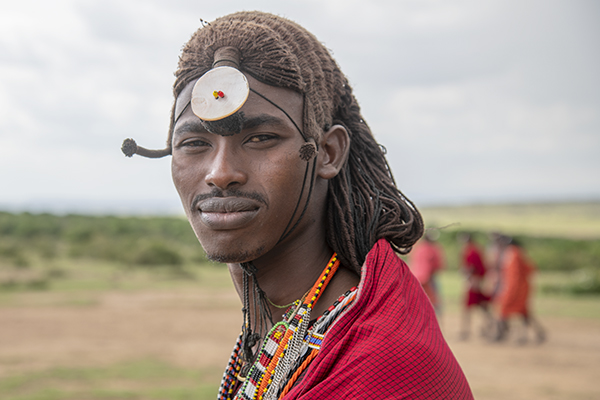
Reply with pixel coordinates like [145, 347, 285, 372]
[217, 253, 357, 400]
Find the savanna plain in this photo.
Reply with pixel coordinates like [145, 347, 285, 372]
[1, 203, 599, 400]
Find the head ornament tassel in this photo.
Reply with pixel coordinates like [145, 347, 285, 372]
[120, 47, 249, 158]
[120, 138, 171, 158]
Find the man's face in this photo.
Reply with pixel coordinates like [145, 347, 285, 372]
[171, 76, 312, 263]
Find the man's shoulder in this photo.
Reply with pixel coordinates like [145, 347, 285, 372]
[338, 239, 438, 340]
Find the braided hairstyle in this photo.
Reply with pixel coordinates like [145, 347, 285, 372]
[169, 11, 423, 272]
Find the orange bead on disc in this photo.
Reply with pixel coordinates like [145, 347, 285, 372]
[191, 66, 249, 121]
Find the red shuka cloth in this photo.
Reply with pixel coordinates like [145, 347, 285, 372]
[284, 239, 473, 399]
[461, 243, 491, 307]
[462, 243, 486, 277]
[498, 244, 535, 318]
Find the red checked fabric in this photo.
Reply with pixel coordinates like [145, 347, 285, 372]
[284, 239, 474, 399]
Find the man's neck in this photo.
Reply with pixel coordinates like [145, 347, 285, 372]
[227, 232, 361, 325]
[228, 229, 331, 306]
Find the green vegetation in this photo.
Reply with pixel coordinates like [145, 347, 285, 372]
[0, 211, 204, 264]
[0, 212, 212, 292]
[0, 204, 598, 295]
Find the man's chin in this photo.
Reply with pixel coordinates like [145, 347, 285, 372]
[205, 246, 265, 264]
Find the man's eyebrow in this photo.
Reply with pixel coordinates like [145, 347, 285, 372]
[174, 114, 290, 137]
[173, 121, 208, 136]
[242, 114, 289, 130]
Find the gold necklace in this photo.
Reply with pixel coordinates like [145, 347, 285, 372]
[266, 289, 310, 309]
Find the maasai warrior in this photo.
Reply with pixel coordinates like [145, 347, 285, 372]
[122, 11, 472, 399]
[495, 238, 546, 344]
[458, 233, 493, 340]
[408, 231, 445, 316]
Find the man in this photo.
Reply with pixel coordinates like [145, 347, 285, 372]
[495, 238, 546, 344]
[408, 231, 445, 316]
[458, 233, 493, 340]
[122, 11, 472, 399]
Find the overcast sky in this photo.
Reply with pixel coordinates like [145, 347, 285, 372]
[1, 0, 598, 214]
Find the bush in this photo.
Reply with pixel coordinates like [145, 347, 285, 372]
[541, 269, 600, 296]
[521, 236, 600, 271]
[133, 243, 184, 266]
[568, 269, 600, 295]
[0, 244, 31, 268]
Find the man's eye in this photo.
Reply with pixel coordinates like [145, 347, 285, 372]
[247, 134, 276, 143]
[180, 139, 210, 147]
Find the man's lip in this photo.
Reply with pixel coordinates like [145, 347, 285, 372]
[196, 197, 261, 230]
[197, 197, 261, 213]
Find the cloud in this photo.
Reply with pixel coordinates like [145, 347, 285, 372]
[0, 0, 598, 212]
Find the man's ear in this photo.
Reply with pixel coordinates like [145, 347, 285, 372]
[317, 124, 350, 179]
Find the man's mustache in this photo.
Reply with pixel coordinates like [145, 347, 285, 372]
[191, 188, 268, 212]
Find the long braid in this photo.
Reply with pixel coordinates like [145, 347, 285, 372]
[326, 79, 424, 272]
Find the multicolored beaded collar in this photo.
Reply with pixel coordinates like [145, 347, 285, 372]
[217, 253, 358, 400]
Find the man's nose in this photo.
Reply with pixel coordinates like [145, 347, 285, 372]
[204, 144, 248, 190]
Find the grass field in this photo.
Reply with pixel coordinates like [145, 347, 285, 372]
[1, 203, 599, 399]
[0, 360, 219, 400]
[0, 260, 235, 400]
[1, 260, 599, 400]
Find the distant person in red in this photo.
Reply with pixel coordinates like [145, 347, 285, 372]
[495, 238, 546, 344]
[409, 231, 445, 315]
[458, 233, 493, 340]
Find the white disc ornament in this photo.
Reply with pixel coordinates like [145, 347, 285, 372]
[191, 66, 250, 121]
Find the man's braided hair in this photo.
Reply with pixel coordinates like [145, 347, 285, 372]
[168, 11, 423, 273]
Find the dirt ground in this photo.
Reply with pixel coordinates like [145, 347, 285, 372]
[1, 289, 599, 399]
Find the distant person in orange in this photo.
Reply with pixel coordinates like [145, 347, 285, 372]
[409, 231, 445, 315]
[458, 233, 493, 340]
[495, 237, 546, 344]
